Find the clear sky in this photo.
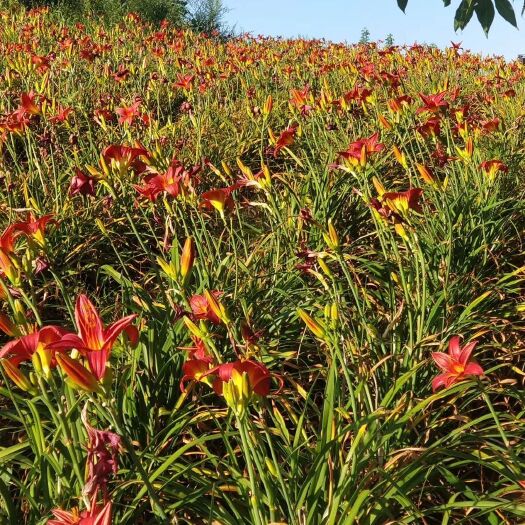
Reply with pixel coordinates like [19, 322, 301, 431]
[223, 0, 524, 59]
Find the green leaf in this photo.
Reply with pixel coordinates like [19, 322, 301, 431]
[495, 0, 518, 27]
[397, 0, 409, 12]
[454, 0, 476, 31]
[475, 0, 496, 35]
[443, 0, 452, 5]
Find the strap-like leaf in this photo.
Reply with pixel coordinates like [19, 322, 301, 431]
[495, 0, 518, 27]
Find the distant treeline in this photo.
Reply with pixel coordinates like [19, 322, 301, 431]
[11, 0, 231, 31]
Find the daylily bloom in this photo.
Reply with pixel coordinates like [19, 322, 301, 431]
[202, 359, 281, 417]
[209, 360, 274, 397]
[480, 159, 508, 181]
[180, 358, 214, 391]
[199, 185, 239, 216]
[11, 212, 56, 246]
[115, 100, 141, 126]
[480, 117, 500, 133]
[49, 106, 73, 124]
[431, 336, 484, 391]
[174, 73, 194, 90]
[272, 126, 298, 157]
[337, 132, 385, 167]
[381, 188, 423, 216]
[17, 91, 42, 117]
[49, 498, 112, 525]
[189, 291, 223, 324]
[0, 325, 67, 387]
[101, 144, 149, 176]
[69, 169, 97, 197]
[50, 295, 137, 381]
[417, 117, 441, 138]
[134, 161, 200, 202]
[417, 91, 449, 114]
[0, 225, 21, 283]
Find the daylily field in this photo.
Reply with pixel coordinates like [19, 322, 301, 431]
[1, 3, 525, 524]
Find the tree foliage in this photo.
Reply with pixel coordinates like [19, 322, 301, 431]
[397, 0, 523, 35]
[15, 0, 229, 29]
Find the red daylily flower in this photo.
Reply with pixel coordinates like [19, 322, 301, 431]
[69, 169, 97, 197]
[50, 295, 137, 381]
[381, 188, 423, 216]
[417, 91, 449, 114]
[0, 225, 23, 283]
[417, 117, 441, 138]
[480, 117, 500, 133]
[174, 73, 194, 90]
[199, 185, 239, 216]
[102, 145, 148, 175]
[115, 100, 141, 126]
[134, 161, 200, 202]
[272, 126, 298, 157]
[338, 132, 385, 167]
[49, 498, 112, 525]
[49, 106, 73, 124]
[0, 326, 67, 388]
[206, 359, 280, 397]
[189, 291, 223, 324]
[17, 91, 42, 117]
[431, 336, 484, 391]
[11, 212, 56, 245]
[480, 159, 508, 180]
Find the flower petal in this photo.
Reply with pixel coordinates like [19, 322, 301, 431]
[448, 336, 462, 360]
[464, 361, 484, 377]
[75, 295, 105, 350]
[458, 340, 478, 365]
[431, 352, 454, 372]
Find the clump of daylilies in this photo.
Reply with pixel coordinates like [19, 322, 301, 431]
[0, 294, 137, 394]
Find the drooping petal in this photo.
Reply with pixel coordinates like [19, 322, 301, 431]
[75, 295, 105, 350]
[56, 353, 100, 392]
[431, 372, 452, 392]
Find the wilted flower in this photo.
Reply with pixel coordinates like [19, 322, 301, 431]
[82, 405, 122, 499]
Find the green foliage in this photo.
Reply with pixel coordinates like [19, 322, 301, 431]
[359, 26, 371, 43]
[397, 0, 522, 34]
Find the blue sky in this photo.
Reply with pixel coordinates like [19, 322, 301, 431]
[223, 0, 524, 59]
